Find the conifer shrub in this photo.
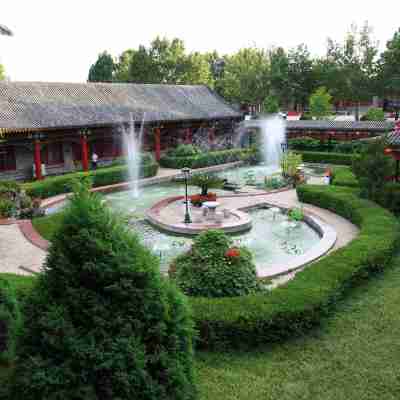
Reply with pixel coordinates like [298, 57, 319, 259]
[0, 278, 20, 365]
[170, 230, 261, 298]
[12, 182, 196, 400]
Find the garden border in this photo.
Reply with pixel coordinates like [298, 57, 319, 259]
[188, 185, 400, 349]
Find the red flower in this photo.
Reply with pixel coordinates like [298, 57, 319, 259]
[225, 248, 240, 258]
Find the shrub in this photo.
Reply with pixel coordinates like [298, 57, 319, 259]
[0, 278, 20, 365]
[189, 173, 224, 196]
[171, 230, 260, 298]
[0, 199, 16, 218]
[361, 107, 385, 121]
[295, 151, 355, 165]
[288, 137, 321, 151]
[23, 161, 158, 199]
[11, 183, 196, 400]
[160, 148, 254, 169]
[331, 166, 359, 188]
[187, 186, 399, 349]
[169, 144, 201, 158]
[351, 138, 393, 201]
[299, 112, 313, 120]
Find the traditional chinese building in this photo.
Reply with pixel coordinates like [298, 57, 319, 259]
[384, 121, 400, 181]
[0, 82, 242, 181]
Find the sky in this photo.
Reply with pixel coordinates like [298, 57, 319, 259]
[1, 0, 399, 83]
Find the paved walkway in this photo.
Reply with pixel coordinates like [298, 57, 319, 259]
[0, 223, 46, 275]
[0, 169, 359, 277]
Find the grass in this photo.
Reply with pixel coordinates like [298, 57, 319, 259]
[196, 255, 400, 400]
[31, 212, 64, 241]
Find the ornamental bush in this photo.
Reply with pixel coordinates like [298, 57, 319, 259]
[23, 161, 159, 199]
[11, 183, 196, 400]
[169, 144, 202, 158]
[0, 278, 20, 365]
[171, 230, 261, 298]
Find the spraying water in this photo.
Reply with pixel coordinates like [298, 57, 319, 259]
[243, 115, 286, 168]
[121, 113, 145, 198]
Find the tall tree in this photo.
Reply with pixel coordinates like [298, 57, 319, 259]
[181, 52, 214, 87]
[88, 51, 115, 82]
[378, 28, 400, 99]
[288, 44, 315, 110]
[114, 49, 135, 82]
[268, 47, 289, 107]
[325, 22, 378, 118]
[218, 47, 270, 105]
[309, 86, 333, 119]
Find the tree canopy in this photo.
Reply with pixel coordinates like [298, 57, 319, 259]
[87, 24, 400, 111]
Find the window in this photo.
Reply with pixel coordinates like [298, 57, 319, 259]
[0, 146, 16, 171]
[42, 143, 64, 165]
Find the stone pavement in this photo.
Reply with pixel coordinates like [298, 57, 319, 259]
[0, 223, 46, 275]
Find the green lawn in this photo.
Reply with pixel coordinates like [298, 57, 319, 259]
[196, 256, 400, 400]
[25, 207, 400, 399]
[32, 212, 64, 241]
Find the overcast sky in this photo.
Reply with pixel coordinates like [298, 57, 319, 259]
[1, 0, 399, 83]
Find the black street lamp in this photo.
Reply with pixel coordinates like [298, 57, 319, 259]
[182, 167, 192, 224]
[281, 141, 289, 177]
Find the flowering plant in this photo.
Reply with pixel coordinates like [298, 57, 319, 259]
[225, 247, 240, 258]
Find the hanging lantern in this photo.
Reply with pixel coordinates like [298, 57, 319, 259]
[384, 147, 393, 155]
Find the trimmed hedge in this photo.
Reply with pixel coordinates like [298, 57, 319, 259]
[23, 162, 158, 199]
[160, 148, 254, 169]
[188, 185, 400, 349]
[0, 278, 20, 365]
[331, 166, 359, 188]
[295, 151, 355, 165]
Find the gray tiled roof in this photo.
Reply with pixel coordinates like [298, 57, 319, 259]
[286, 120, 394, 132]
[0, 82, 241, 131]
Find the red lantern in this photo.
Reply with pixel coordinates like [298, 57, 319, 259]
[384, 147, 393, 155]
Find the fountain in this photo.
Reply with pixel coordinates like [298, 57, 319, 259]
[244, 115, 286, 168]
[121, 113, 145, 198]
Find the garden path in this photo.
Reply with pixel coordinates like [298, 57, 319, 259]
[0, 175, 358, 278]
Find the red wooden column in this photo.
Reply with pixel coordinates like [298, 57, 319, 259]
[154, 127, 161, 162]
[208, 127, 215, 144]
[34, 139, 43, 180]
[185, 128, 192, 144]
[80, 134, 89, 171]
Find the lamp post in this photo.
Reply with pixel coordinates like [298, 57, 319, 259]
[182, 167, 192, 224]
[281, 141, 288, 177]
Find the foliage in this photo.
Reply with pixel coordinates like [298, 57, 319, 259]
[171, 230, 260, 298]
[0, 199, 15, 218]
[280, 151, 302, 178]
[0, 278, 20, 365]
[168, 144, 202, 158]
[299, 112, 313, 120]
[309, 87, 332, 119]
[351, 138, 393, 201]
[331, 166, 359, 187]
[0, 64, 5, 81]
[188, 185, 399, 349]
[23, 160, 158, 199]
[88, 51, 115, 82]
[11, 183, 196, 400]
[189, 174, 224, 196]
[295, 151, 355, 165]
[160, 148, 254, 169]
[378, 28, 400, 98]
[288, 137, 320, 151]
[264, 176, 287, 190]
[288, 207, 304, 221]
[262, 95, 279, 114]
[218, 47, 270, 105]
[289, 137, 368, 154]
[361, 107, 385, 121]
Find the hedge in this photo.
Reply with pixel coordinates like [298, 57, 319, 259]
[188, 185, 400, 349]
[295, 151, 355, 165]
[159, 148, 254, 169]
[22, 162, 159, 199]
[331, 166, 359, 188]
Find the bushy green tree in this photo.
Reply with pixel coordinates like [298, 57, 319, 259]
[351, 138, 393, 201]
[12, 183, 196, 400]
[361, 107, 385, 121]
[0, 278, 20, 365]
[189, 173, 224, 196]
[309, 86, 332, 119]
[171, 230, 260, 298]
[88, 51, 115, 82]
